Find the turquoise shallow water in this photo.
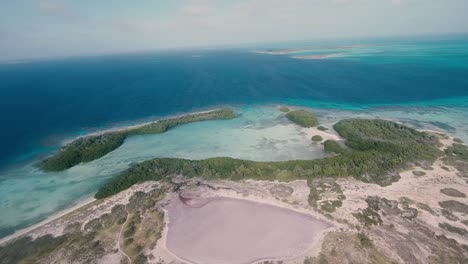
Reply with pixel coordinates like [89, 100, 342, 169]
[2, 36, 468, 169]
[263, 36, 468, 68]
[1, 36, 468, 238]
[0, 102, 467, 238]
[0, 106, 325, 237]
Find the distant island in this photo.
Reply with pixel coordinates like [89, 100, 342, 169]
[38, 108, 236, 171]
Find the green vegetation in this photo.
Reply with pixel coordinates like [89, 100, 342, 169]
[353, 196, 383, 227]
[441, 209, 459, 221]
[279, 106, 290, 112]
[320, 200, 343, 213]
[416, 202, 435, 215]
[399, 196, 415, 207]
[286, 109, 319, 127]
[319, 254, 329, 264]
[357, 233, 373, 248]
[439, 200, 468, 214]
[445, 143, 468, 161]
[96, 119, 441, 199]
[323, 140, 346, 154]
[38, 108, 236, 171]
[442, 142, 468, 177]
[412, 170, 426, 176]
[95, 119, 442, 199]
[318, 232, 395, 264]
[38, 132, 127, 171]
[430, 235, 468, 264]
[308, 178, 345, 213]
[0, 188, 166, 263]
[0, 235, 67, 264]
[317, 126, 328, 131]
[439, 222, 468, 237]
[0, 205, 127, 264]
[311, 135, 323, 142]
[440, 188, 466, 198]
[453, 138, 464, 143]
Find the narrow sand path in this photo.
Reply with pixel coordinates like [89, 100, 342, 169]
[118, 203, 132, 264]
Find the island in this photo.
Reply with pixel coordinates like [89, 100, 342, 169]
[1, 107, 467, 264]
[38, 108, 236, 171]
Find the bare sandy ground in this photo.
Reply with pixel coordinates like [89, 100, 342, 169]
[302, 125, 342, 142]
[165, 195, 331, 264]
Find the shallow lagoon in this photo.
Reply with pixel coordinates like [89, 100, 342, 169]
[0, 103, 467, 238]
[0, 106, 323, 237]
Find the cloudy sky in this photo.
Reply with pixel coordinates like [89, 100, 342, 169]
[1, 0, 467, 60]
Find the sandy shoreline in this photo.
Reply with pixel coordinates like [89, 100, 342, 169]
[291, 54, 340, 60]
[253, 49, 312, 55]
[0, 197, 96, 245]
[61, 107, 228, 145]
[302, 124, 342, 142]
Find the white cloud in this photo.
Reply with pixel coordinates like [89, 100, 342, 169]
[37, 0, 77, 19]
[1, 0, 467, 60]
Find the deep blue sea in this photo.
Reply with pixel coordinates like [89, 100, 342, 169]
[0, 35, 467, 238]
[2, 36, 468, 169]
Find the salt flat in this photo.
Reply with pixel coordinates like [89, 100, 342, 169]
[165, 196, 331, 264]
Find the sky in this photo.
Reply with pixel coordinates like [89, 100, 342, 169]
[1, 0, 468, 61]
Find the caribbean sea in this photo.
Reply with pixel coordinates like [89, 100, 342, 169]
[0, 35, 467, 238]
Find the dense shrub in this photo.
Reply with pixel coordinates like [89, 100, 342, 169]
[95, 119, 442, 199]
[286, 109, 319, 127]
[311, 135, 323, 142]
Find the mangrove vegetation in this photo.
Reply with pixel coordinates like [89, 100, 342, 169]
[95, 118, 442, 199]
[38, 108, 236, 171]
[286, 109, 319, 127]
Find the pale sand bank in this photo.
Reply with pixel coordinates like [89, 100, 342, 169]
[291, 54, 340, 60]
[302, 125, 343, 142]
[62, 107, 228, 145]
[165, 195, 331, 264]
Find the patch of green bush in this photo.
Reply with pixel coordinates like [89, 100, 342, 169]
[357, 233, 373, 248]
[439, 200, 468, 214]
[323, 140, 346, 154]
[439, 222, 468, 237]
[311, 135, 323, 142]
[317, 126, 328, 131]
[286, 109, 319, 127]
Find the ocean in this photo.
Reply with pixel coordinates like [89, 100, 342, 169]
[0, 35, 467, 238]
